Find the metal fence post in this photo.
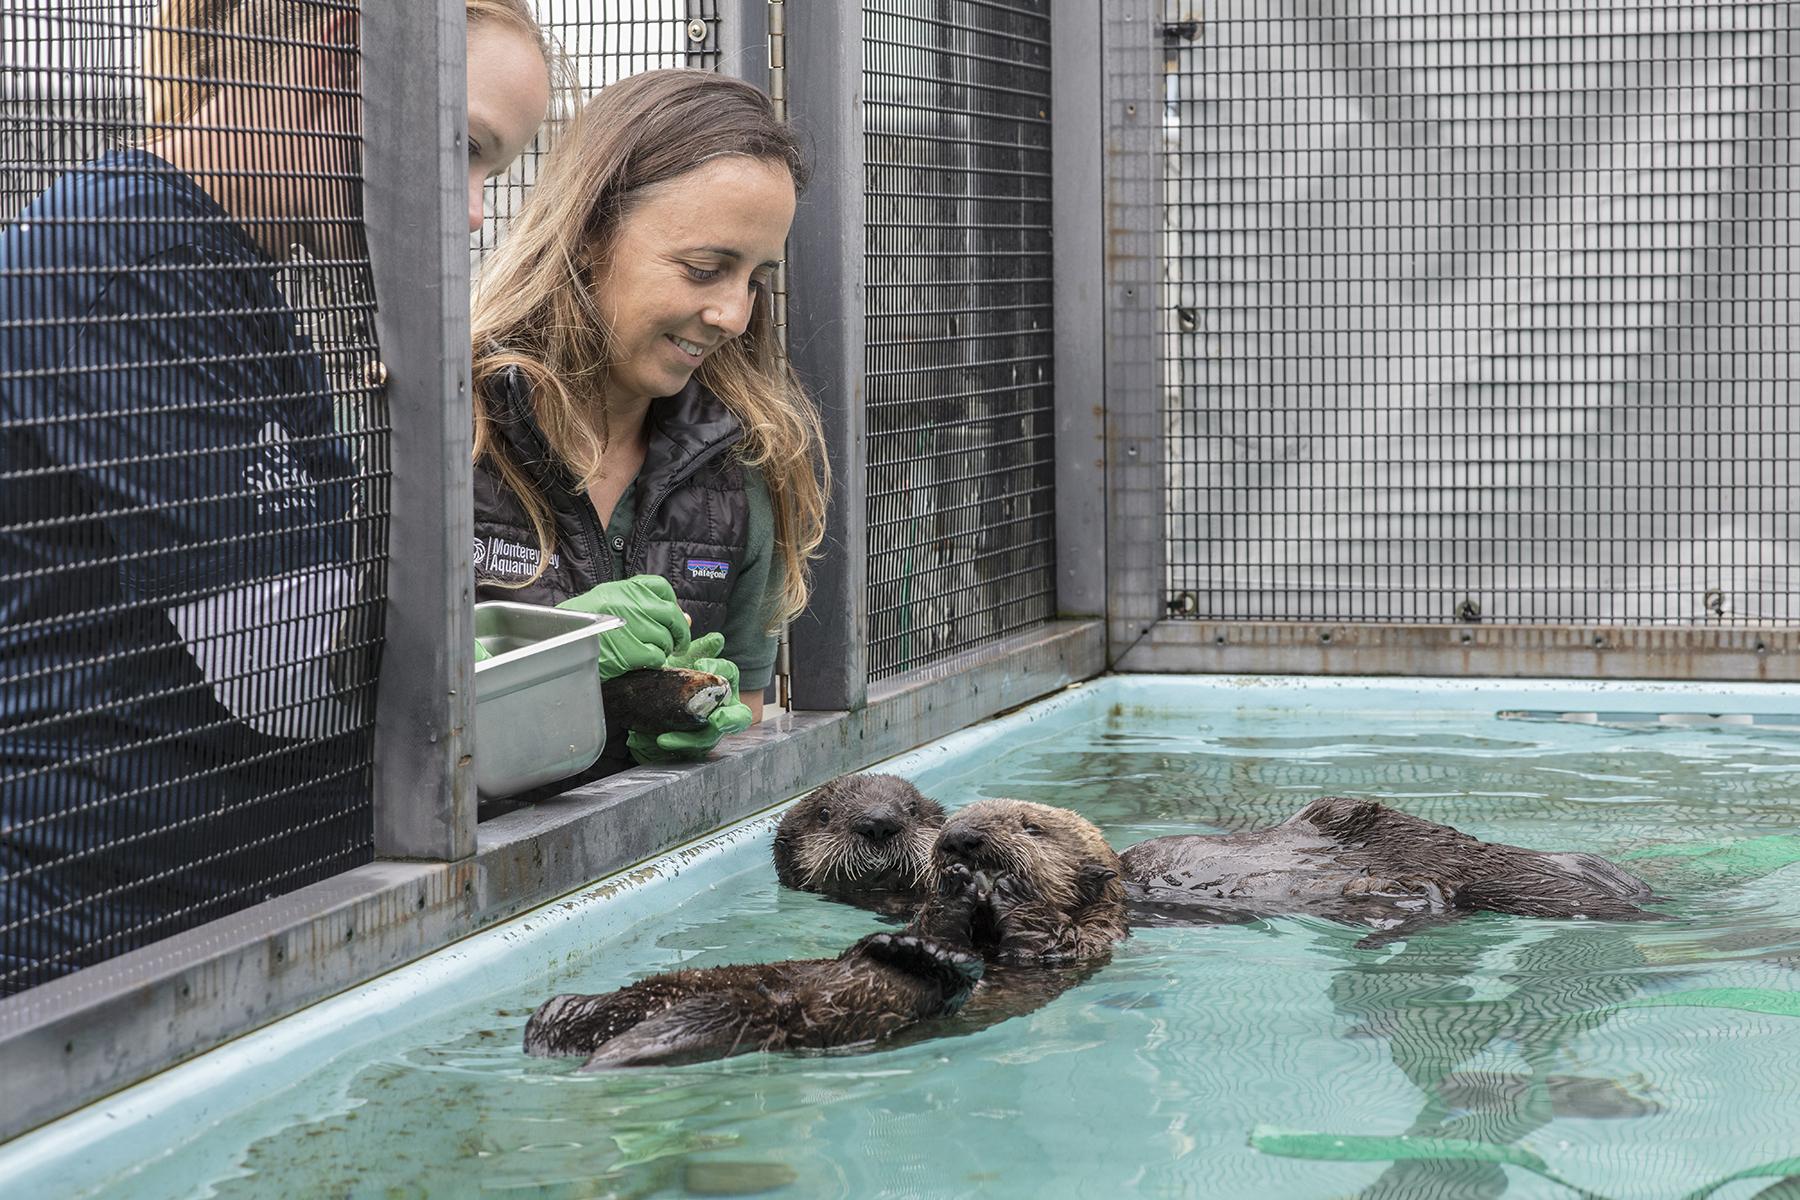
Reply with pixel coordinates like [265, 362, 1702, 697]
[712, 0, 770, 90]
[1102, 0, 1166, 665]
[1053, 0, 1107, 619]
[783, 2, 867, 712]
[363, 0, 475, 860]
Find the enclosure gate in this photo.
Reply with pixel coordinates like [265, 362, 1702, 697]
[1125, 0, 1800, 680]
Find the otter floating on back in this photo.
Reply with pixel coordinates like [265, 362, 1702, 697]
[1121, 796, 1657, 932]
[524, 863, 991, 1069]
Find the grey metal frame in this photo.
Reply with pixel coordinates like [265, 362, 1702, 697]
[1117, 621, 1800, 681]
[1100, 0, 1167, 665]
[1051, 0, 1106, 621]
[366, 0, 476, 861]
[712, 0, 770, 90]
[1098, 2, 1800, 683]
[781, 0, 868, 712]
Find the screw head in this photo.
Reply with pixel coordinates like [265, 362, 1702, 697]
[1454, 598, 1481, 623]
[685, 17, 708, 42]
[364, 360, 389, 390]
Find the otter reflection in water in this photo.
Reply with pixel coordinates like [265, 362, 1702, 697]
[772, 774, 945, 914]
[1122, 796, 1657, 936]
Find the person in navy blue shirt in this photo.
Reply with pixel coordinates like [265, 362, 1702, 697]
[0, 0, 551, 993]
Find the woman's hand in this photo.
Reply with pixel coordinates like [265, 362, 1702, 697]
[555, 575, 691, 680]
[626, 632, 755, 762]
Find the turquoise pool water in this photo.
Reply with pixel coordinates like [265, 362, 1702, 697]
[9, 676, 1800, 1199]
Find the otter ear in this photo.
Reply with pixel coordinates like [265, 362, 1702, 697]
[1079, 863, 1120, 897]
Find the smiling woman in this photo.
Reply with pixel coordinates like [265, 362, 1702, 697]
[468, 69, 829, 774]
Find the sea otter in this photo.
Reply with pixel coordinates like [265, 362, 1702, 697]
[772, 774, 946, 914]
[1121, 796, 1656, 931]
[922, 797, 1130, 965]
[524, 863, 991, 1069]
[601, 667, 731, 733]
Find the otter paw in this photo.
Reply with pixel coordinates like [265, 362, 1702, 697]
[862, 932, 985, 985]
[990, 871, 1035, 912]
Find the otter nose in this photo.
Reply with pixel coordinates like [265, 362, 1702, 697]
[851, 809, 902, 841]
[939, 826, 986, 860]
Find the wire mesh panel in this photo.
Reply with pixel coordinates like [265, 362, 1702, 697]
[1162, 1, 1798, 626]
[473, 1, 719, 264]
[863, 0, 1057, 681]
[0, 2, 386, 993]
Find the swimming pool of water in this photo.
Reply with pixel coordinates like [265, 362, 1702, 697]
[9, 676, 1800, 1199]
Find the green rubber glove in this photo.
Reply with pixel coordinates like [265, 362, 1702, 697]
[555, 574, 691, 680]
[626, 633, 755, 763]
[474, 638, 493, 663]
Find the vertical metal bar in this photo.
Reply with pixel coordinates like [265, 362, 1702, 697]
[1102, 0, 1166, 665]
[712, 0, 771, 91]
[363, 0, 475, 860]
[782, 2, 867, 712]
[1052, 0, 1106, 619]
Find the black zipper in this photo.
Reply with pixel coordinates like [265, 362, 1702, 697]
[573, 486, 611, 585]
[626, 434, 740, 576]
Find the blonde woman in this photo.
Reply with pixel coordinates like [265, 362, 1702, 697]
[471, 69, 828, 769]
[0, 0, 552, 992]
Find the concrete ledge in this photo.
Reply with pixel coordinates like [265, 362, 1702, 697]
[0, 619, 1103, 1144]
[1118, 620, 1799, 682]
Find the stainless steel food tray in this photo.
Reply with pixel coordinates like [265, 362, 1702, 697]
[473, 601, 622, 798]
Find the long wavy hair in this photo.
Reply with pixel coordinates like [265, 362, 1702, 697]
[470, 69, 828, 627]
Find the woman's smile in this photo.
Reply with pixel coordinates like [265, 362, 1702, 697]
[588, 156, 796, 407]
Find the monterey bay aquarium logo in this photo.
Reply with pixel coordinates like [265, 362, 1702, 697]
[473, 536, 560, 579]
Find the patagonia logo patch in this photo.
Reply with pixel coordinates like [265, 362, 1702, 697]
[686, 558, 730, 581]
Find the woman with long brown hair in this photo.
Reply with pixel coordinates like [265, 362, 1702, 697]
[470, 69, 828, 768]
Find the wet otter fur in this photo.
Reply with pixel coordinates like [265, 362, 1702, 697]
[524, 864, 990, 1069]
[601, 667, 731, 734]
[921, 798, 1129, 965]
[772, 774, 946, 915]
[1121, 796, 1657, 933]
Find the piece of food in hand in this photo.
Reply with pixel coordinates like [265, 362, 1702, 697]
[601, 667, 731, 733]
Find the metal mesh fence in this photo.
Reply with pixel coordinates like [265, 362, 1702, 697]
[472, 1, 719, 266]
[1162, 0, 1799, 627]
[863, 0, 1057, 681]
[0, 1, 386, 993]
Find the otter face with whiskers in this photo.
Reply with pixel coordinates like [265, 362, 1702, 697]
[933, 799, 1121, 914]
[929, 798, 1128, 964]
[772, 774, 946, 913]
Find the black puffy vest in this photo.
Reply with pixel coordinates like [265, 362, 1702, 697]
[471, 368, 749, 636]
